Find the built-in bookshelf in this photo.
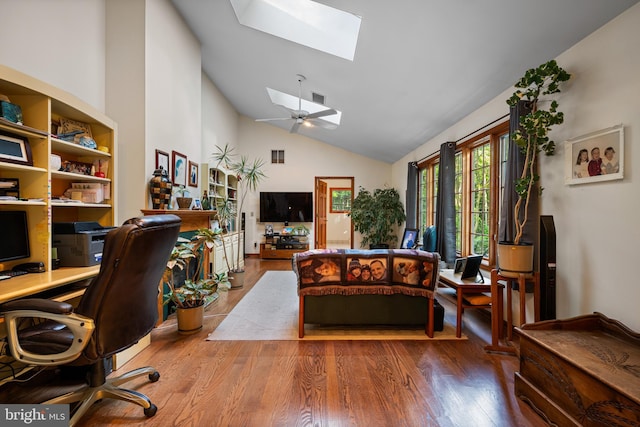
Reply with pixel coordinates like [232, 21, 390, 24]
[0, 65, 116, 276]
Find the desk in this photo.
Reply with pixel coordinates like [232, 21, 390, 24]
[0, 266, 100, 304]
[438, 269, 503, 339]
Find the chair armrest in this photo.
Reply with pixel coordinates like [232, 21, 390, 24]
[2, 308, 95, 366]
[0, 298, 74, 315]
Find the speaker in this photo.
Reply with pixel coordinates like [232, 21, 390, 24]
[539, 215, 556, 320]
[241, 212, 245, 231]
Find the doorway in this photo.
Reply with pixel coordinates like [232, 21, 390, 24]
[314, 176, 354, 249]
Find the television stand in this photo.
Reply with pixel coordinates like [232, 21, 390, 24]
[260, 234, 309, 259]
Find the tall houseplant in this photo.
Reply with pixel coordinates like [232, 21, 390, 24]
[500, 60, 570, 273]
[211, 144, 267, 275]
[349, 186, 406, 249]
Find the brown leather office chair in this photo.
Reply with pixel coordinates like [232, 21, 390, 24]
[0, 214, 181, 426]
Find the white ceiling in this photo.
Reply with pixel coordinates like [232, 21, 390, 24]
[170, 0, 639, 163]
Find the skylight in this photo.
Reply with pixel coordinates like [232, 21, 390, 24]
[230, 0, 362, 61]
[266, 87, 341, 125]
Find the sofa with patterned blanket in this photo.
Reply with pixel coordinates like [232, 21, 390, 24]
[292, 248, 445, 337]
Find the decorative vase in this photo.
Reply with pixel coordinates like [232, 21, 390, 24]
[176, 197, 193, 209]
[497, 243, 534, 278]
[149, 168, 172, 209]
[176, 305, 204, 334]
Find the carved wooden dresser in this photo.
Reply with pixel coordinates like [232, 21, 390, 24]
[515, 312, 640, 426]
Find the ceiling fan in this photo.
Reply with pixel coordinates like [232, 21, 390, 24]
[256, 74, 337, 134]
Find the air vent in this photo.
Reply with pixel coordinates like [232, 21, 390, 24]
[312, 92, 325, 105]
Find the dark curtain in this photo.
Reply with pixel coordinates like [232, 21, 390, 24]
[435, 142, 456, 266]
[499, 101, 540, 267]
[405, 161, 418, 228]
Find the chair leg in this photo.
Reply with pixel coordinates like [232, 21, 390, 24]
[44, 365, 159, 427]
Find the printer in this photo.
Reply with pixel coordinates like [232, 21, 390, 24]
[53, 221, 116, 267]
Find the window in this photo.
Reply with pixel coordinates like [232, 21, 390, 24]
[417, 121, 508, 267]
[330, 188, 351, 213]
[271, 150, 285, 164]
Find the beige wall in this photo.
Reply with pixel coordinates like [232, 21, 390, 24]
[393, 2, 640, 330]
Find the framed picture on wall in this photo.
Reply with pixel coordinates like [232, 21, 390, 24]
[155, 149, 169, 173]
[188, 161, 198, 187]
[172, 151, 187, 186]
[564, 124, 624, 185]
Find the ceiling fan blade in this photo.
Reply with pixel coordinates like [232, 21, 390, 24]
[306, 108, 337, 119]
[290, 120, 301, 133]
[255, 117, 292, 122]
[307, 119, 338, 130]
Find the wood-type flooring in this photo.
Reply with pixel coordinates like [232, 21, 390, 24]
[58, 258, 547, 426]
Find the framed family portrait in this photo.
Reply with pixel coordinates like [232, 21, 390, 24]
[155, 149, 169, 173]
[565, 124, 624, 185]
[172, 151, 187, 186]
[188, 161, 198, 187]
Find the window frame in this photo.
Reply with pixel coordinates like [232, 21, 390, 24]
[329, 187, 352, 213]
[416, 120, 509, 269]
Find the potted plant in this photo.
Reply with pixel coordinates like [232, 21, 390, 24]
[211, 144, 267, 287]
[173, 185, 192, 210]
[499, 59, 571, 274]
[349, 186, 406, 249]
[164, 229, 231, 334]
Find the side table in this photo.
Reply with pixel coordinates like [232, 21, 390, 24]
[485, 269, 540, 354]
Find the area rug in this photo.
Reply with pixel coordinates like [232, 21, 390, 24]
[206, 271, 465, 341]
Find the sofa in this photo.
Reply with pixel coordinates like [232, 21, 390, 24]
[292, 248, 445, 337]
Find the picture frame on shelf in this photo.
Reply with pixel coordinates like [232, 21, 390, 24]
[564, 124, 624, 185]
[0, 131, 33, 166]
[188, 161, 198, 187]
[59, 117, 92, 138]
[155, 149, 169, 173]
[192, 198, 202, 210]
[172, 150, 187, 186]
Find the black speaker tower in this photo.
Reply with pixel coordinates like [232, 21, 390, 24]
[539, 215, 556, 320]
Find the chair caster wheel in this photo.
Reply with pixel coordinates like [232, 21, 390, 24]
[149, 371, 160, 382]
[144, 403, 157, 417]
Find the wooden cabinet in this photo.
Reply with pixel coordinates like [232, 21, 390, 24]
[0, 65, 116, 277]
[212, 232, 244, 274]
[515, 313, 640, 426]
[260, 234, 308, 259]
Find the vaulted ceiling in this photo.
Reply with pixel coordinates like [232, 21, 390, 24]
[171, 0, 639, 163]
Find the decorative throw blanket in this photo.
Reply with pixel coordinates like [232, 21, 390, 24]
[292, 248, 440, 298]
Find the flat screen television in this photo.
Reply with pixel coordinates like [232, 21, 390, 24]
[0, 211, 30, 262]
[259, 192, 313, 223]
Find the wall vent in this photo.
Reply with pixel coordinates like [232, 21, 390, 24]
[312, 92, 325, 105]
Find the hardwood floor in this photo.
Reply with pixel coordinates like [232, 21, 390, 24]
[77, 258, 546, 427]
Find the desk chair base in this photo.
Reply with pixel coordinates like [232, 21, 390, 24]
[46, 365, 159, 427]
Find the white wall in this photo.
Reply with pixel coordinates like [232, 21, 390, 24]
[0, 0, 106, 111]
[201, 73, 239, 162]
[393, 3, 640, 331]
[238, 117, 392, 252]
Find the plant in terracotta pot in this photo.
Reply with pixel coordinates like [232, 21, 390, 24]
[499, 59, 570, 273]
[164, 228, 231, 333]
[211, 144, 267, 281]
[348, 186, 406, 249]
